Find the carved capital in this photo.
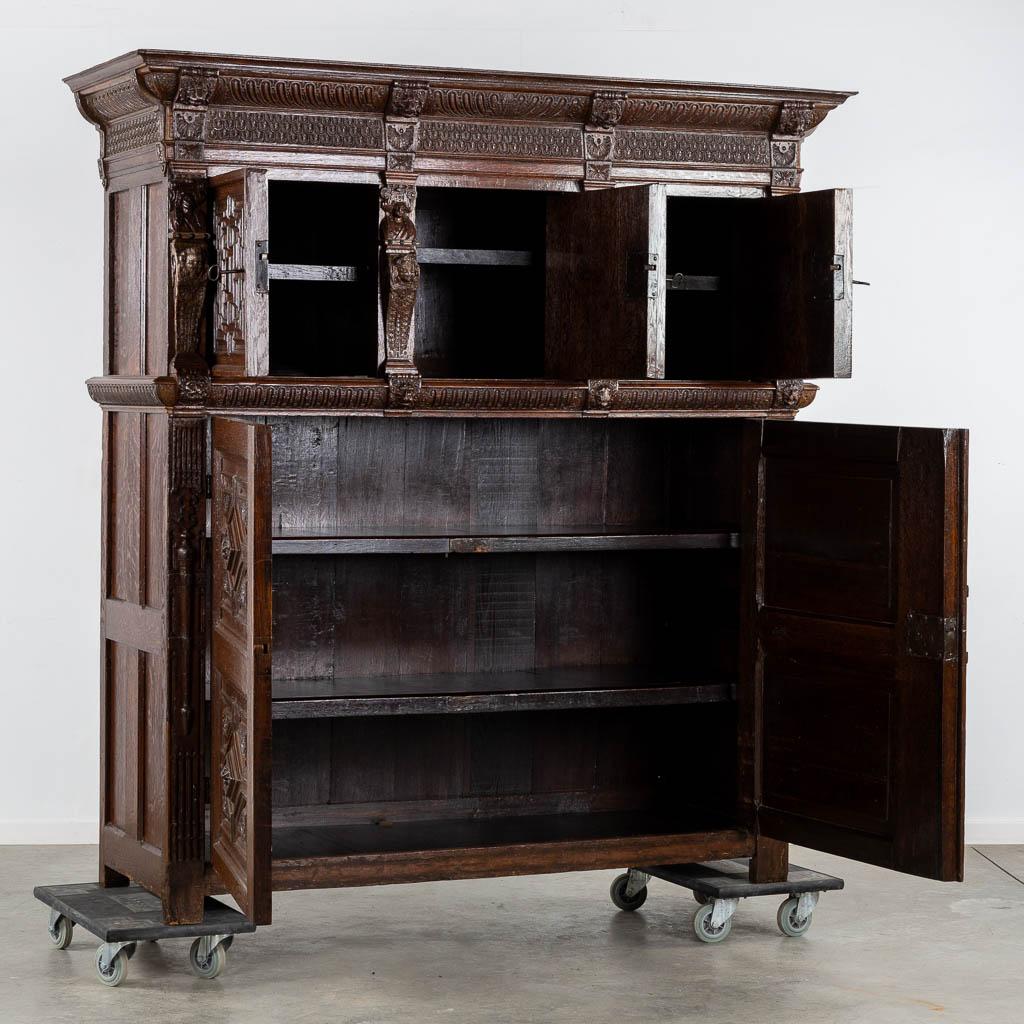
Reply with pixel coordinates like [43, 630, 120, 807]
[775, 101, 828, 138]
[387, 79, 430, 118]
[589, 90, 627, 129]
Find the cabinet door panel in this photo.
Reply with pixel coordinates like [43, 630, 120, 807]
[545, 184, 665, 379]
[739, 188, 852, 379]
[210, 417, 273, 923]
[210, 169, 269, 376]
[743, 421, 967, 880]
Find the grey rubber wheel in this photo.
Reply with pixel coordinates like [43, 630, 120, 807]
[95, 948, 128, 987]
[189, 938, 227, 979]
[693, 891, 711, 906]
[48, 915, 74, 950]
[693, 902, 732, 943]
[777, 897, 813, 937]
[609, 873, 648, 912]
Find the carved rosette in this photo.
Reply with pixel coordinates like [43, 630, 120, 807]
[585, 90, 626, 186]
[169, 175, 212, 389]
[380, 185, 420, 376]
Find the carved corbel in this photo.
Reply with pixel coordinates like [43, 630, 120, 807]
[773, 379, 808, 410]
[169, 175, 211, 398]
[379, 184, 420, 378]
[385, 79, 429, 177]
[588, 378, 620, 410]
[585, 91, 626, 188]
[775, 101, 828, 138]
[171, 66, 218, 162]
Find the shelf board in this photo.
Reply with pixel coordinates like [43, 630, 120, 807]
[272, 528, 738, 556]
[272, 666, 735, 719]
[268, 263, 359, 283]
[416, 247, 534, 267]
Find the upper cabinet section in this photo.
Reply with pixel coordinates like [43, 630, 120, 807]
[71, 50, 854, 416]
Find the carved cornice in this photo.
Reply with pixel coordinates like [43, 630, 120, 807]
[67, 53, 852, 186]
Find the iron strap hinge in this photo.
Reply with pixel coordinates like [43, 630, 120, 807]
[904, 610, 959, 662]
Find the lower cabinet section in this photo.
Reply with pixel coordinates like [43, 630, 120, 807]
[270, 702, 742, 889]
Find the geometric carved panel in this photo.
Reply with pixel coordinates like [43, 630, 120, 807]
[217, 469, 248, 624]
[218, 684, 248, 848]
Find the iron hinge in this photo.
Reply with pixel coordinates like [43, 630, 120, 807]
[255, 239, 270, 294]
[831, 253, 846, 301]
[629, 251, 659, 300]
[904, 611, 959, 662]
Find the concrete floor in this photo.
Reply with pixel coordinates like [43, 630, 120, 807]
[2, 845, 1022, 1024]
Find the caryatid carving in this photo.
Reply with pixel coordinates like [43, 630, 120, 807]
[380, 185, 420, 373]
[169, 176, 211, 386]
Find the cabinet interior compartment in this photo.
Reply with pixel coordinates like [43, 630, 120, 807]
[266, 417, 743, 863]
[664, 195, 754, 381]
[267, 181, 380, 377]
[414, 187, 547, 378]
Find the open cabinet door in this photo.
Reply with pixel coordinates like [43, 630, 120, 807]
[210, 169, 269, 376]
[210, 418, 273, 923]
[737, 188, 852, 380]
[743, 422, 967, 880]
[545, 184, 665, 379]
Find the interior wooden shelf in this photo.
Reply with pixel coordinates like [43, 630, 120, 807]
[271, 666, 735, 718]
[272, 527, 738, 555]
[416, 247, 534, 266]
[271, 809, 725, 860]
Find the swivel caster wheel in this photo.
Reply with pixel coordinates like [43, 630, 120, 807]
[189, 937, 227, 979]
[693, 902, 733, 943]
[610, 872, 648, 912]
[777, 896, 814, 937]
[47, 914, 74, 950]
[95, 947, 129, 987]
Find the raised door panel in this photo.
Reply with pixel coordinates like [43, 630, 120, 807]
[210, 170, 269, 377]
[744, 422, 967, 880]
[545, 184, 665, 380]
[210, 418, 273, 923]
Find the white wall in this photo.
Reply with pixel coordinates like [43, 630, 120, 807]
[1, 0, 1021, 845]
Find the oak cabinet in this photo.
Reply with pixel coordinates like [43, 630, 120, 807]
[68, 50, 966, 926]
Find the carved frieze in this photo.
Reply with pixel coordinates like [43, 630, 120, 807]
[208, 381, 387, 411]
[86, 376, 178, 408]
[207, 109, 384, 150]
[418, 120, 582, 160]
[104, 111, 162, 156]
[615, 129, 770, 166]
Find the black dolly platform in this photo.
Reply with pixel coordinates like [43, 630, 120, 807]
[609, 858, 845, 942]
[34, 883, 255, 986]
